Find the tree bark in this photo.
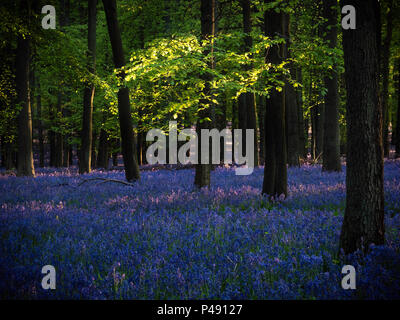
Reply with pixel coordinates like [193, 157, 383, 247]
[262, 0, 287, 198]
[36, 79, 44, 167]
[257, 95, 265, 165]
[79, 0, 97, 174]
[381, 0, 393, 158]
[97, 127, 109, 169]
[339, 0, 385, 254]
[48, 104, 56, 167]
[241, 0, 259, 167]
[322, 0, 341, 172]
[55, 93, 63, 167]
[283, 13, 299, 167]
[103, 0, 140, 181]
[194, 0, 215, 188]
[296, 68, 306, 159]
[16, 0, 34, 177]
[395, 59, 400, 158]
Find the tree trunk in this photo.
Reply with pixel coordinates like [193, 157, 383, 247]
[36, 79, 44, 167]
[79, 0, 97, 174]
[283, 13, 299, 167]
[55, 93, 63, 167]
[91, 129, 98, 169]
[339, 0, 384, 254]
[194, 0, 215, 188]
[322, 0, 341, 172]
[296, 68, 306, 159]
[48, 104, 56, 167]
[395, 59, 400, 158]
[241, 0, 259, 167]
[97, 127, 109, 169]
[315, 102, 324, 160]
[257, 95, 265, 165]
[103, 0, 140, 181]
[262, 0, 287, 198]
[381, 0, 393, 158]
[16, 1, 35, 177]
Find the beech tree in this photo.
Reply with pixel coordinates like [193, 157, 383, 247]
[16, 0, 35, 177]
[381, 0, 394, 158]
[339, 0, 385, 254]
[322, 0, 341, 172]
[80, 0, 98, 174]
[395, 59, 400, 158]
[194, 0, 215, 188]
[102, 0, 140, 181]
[262, 0, 287, 198]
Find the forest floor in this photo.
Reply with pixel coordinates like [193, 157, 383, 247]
[0, 160, 399, 299]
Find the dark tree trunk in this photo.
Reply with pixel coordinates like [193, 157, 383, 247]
[48, 105, 56, 167]
[194, 0, 215, 188]
[16, 1, 34, 177]
[238, 95, 247, 153]
[262, 0, 287, 198]
[36, 79, 44, 167]
[283, 13, 299, 167]
[69, 145, 73, 166]
[296, 68, 306, 159]
[257, 95, 265, 165]
[216, 95, 227, 163]
[54, 93, 63, 167]
[381, 0, 393, 158]
[97, 127, 109, 169]
[91, 130, 98, 168]
[103, 0, 140, 181]
[2, 141, 15, 170]
[322, 0, 341, 172]
[241, 0, 258, 167]
[79, 0, 97, 174]
[339, 0, 385, 254]
[395, 59, 400, 158]
[137, 106, 144, 165]
[315, 102, 324, 160]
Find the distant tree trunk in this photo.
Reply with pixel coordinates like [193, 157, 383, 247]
[91, 130, 98, 168]
[97, 127, 109, 169]
[48, 104, 56, 167]
[262, 1, 287, 198]
[137, 106, 144, 165]
[16, 1, 35, 177]
[62, 134, 69, 167]
[36, 79, 44, 167]
[216, 95, 227, 163]
[54, 93, 63, 167]
[69, 145, 73, 166]
[315, 102, 324, 160]
[103, 0, 140, 181]
[194, 0, 215, 188]
[381, 0, 393, 157]
[2, 141, 14, 170]
[339, 0, 384, 254]
[296, 68, 306, 159]
[238, 95, 247, 153]
[257, 95, 265, 165]
[322, 0, 341, 172]
[283, 13, 299, 167]
[395, 59, 400, 158]
[79, 0, 97, 174]
[241, 0, 258, 167]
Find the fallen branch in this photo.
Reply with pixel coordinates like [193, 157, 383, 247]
[78, 177, 135, 187]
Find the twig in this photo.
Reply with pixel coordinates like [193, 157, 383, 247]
[78, 177, 135, 187]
